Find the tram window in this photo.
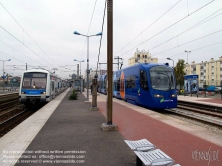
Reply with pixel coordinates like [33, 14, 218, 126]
[125, 75, 136, 89]
[117, 78, 120, 91]
[140, 70, 148, 91]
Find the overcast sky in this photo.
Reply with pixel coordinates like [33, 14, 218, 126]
[1, 0, 222, 79]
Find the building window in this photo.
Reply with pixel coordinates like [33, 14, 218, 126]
[200, 66, 204, 70]
[145, 55, 147, 58]
[137, 54, 140, 58]
[212, 66, 214, 68]
[135, 59, 138, 62]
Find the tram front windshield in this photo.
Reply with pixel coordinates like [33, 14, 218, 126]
[150, 66, 175, 91]
[22, 72, 47, 89]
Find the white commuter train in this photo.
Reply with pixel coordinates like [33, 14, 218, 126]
[19, 69, 65, 105]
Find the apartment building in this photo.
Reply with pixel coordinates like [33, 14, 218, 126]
[128, 49, 158, 66]
[187, 56, 222, 87]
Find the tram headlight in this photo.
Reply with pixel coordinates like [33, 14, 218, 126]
[21, 92, 26, 94]
[41, 92, 46, 94]
[171, 94, 177, 98]
[154, 94, 164, 98]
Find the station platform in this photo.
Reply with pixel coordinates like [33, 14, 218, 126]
[0, 90, 18, 95]
[177, 94, 222, 106]
[0, 88, 222, 166]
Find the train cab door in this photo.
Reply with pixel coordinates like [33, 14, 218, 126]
[50, 80, 55, 99]
[138, 70, 153, 108]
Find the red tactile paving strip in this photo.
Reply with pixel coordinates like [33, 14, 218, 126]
[98, 101, 222, 166]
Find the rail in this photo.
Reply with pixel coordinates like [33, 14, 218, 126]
[167, 102, 222, 127]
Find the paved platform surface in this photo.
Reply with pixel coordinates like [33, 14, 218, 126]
[97, 94, 222, 166]
[1, 89, 222, 166]
[9, 89, 134, 166]
[178, 95, 222, 106]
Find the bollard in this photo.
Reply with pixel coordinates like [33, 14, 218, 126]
[90, 78, 99, 111]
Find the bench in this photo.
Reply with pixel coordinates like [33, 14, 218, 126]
[124, 139, 156, 152]
[125, 139, 180, 166]
[135, 149, 175, 166]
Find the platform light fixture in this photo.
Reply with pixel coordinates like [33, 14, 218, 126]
[73, 31, 102, 101]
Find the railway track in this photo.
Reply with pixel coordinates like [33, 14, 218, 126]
[0, 93, 37, 137]
[0, 93, 19, 103]
[167, 101, 222, 127]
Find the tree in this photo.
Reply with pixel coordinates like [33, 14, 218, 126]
[174, 59, 186, 89]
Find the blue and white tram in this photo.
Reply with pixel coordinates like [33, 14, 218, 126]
[113, 63, 177, 109]
[19, 69, 55, 104]
[97, 75, 102, 93]
[98, 74, 107, 94]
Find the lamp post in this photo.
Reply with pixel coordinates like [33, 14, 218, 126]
[185, 50, 191, 75]
[74, 59, 84, 94]
[73, 31, 102, 101]
[166, 57, 174, 67]
[0, 59, 11, 91]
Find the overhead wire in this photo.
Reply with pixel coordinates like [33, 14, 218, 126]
[159, 41, 222, 61]
[148, 8, 222, 52]
[0, 51, 27, 64]
[152, 29, 222, 57]
[0, 2, 66, 76]
[0, 3, 59, 67]
[120, 0, 215, 57]
[0, 39, 45, 66]
[114, 0, 182, 56]
[0, 26, 54, 68]
[96, 0, 107, 76]
[79, 0, 98, 61]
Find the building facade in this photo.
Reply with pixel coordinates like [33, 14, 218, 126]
[128, 49, 158, 66]
[187, 56, 222, 87]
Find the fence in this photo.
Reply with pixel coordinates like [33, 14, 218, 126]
[0, 82, 20, 91]
[183, 79, 222, 100]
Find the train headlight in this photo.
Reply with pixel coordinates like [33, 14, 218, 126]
[21, 92, 26, 94]
[171, 94, 177, 98]
[154, 94, 164, 98]
[41, 92, 46, 94]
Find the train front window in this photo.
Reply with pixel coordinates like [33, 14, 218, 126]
[32, 78, 47, 88]
[74, 80, 80, 86]
[22, 72, 47, 89]
[150, 66, 175, 91]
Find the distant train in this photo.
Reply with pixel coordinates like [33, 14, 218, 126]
[97, 74, 107, 94]
[98, 63, 177, 109]
[19, 69, 68, 105]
